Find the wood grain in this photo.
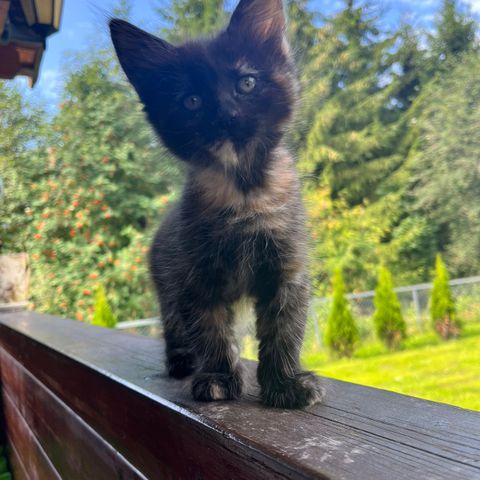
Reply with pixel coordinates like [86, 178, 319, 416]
[8, 441, 29, 480]
[1, 349, 146, 480]
[3, 390, 61, 480]
[1, 311, 480, 480]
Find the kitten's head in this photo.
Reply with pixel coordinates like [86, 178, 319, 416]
[110, 0, 297, 186]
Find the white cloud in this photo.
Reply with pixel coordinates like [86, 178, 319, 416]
[465, 0, 480, 14]
[33, 68, 63, 104]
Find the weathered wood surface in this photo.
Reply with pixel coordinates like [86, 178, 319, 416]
[1, 311, 479, 480]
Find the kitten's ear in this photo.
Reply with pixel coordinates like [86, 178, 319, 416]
[227, 0, 285, 42]
[109, 19, 175, 98]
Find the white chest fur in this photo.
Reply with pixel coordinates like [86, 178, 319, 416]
[209, 140, 239, 168]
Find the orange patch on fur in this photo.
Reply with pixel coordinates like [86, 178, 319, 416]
[192, 147, 297, 218]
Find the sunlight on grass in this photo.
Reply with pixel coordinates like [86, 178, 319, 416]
[303, 324, 480, 411]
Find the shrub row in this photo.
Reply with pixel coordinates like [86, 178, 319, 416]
[325, 255, 460, 357]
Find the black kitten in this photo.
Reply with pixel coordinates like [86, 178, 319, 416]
[110, 0, 323, 408]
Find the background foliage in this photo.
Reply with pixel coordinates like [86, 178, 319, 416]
[0, 0, 479, 325]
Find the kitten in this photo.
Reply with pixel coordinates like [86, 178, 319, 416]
[110, 0, 323, 408]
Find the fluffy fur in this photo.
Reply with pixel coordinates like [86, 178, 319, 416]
[110, 0, 323, 408]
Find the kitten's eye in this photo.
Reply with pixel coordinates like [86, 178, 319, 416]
[183, 95, 202, 111]
[237, 76, 256, 94]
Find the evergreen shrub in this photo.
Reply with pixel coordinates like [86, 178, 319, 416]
[325, 269, 359, 357]
[373, 266, 407, 349]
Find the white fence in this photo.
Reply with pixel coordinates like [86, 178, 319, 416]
[116, 317, 161, 337]
[116, 275, 480, 353]
[308, 275, 480, 349]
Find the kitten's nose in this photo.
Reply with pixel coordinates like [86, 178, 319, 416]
[227, 109, 238, 120]
[218, 97, 239, 124]
[222, 107, 239, 124]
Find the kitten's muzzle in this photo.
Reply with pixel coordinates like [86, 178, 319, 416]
[215, 111, 244, 139]
[217, 95, 240, 124]
[212, 108, 254, 144]
[221, 108, 240, 124]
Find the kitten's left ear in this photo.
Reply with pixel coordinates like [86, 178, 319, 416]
[227, 0, 286, 43]
[110, 19, 176, 99]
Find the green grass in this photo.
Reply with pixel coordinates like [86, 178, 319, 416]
[302, 323, 480, 411]
[0, 446, 10, 480]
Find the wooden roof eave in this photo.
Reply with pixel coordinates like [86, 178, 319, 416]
[0, 20, 45, 85]
[0, 0, 9, 36]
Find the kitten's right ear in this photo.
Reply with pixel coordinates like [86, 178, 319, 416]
[227, 0, 285, 43]
[109, 19, 175, 98]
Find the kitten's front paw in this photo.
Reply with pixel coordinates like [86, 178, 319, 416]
[167, 349, 196, 379]
[192, 370, 243, 402]
[261, 372, 324, 409]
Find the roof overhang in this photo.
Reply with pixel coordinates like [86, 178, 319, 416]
[0, 0, 63, 86]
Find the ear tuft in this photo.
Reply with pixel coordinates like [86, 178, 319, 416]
[227, 0, 285, 42]
[109, 19, 175, 97]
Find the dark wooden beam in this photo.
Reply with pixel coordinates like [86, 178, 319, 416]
[0, 311, 479, 480]
[0, 0, 9, 35]
[0, 41, 42, 84]
[0, 44, 20, 78]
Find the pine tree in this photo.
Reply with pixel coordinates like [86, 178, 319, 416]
[286, 0, 319, 70]
[375, 24, 439, 286]
[431, 0, 476, 67]
[156, 0, 227, 42]
[299, 1, 406, 206]
[298, 2, 432, 291]
[430, 255, 460, 339]
[373, 266, 406, 349]
[325, 268, 359, 357]
[92, 285, 117, 328]
[389, 25, 428, 112]
[414, 53, 480, 277]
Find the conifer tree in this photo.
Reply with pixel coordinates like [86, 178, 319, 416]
[431, 0, 476, 67]
[92, 285, 117, 328]
[373, 266, 406, 349]
[325, 268, 359, 357]
[299, 1, 406, 206]
[430, 255, 460, 339]
[298, 1, 432, 291]
[286, 0, 318, 69]
[389, 25, 429, 112]
[414, 53, 480, 276]
[156, 0, 227, 42]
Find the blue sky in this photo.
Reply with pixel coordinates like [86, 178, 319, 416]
[15, 0, 480, 105]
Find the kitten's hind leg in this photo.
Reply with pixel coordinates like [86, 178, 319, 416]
[162, 305, 197, 379]
[255, 275, 324, 409]
[186, 303, 243, 402]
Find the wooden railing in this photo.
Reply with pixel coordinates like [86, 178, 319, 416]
[0, 311, 479, 480]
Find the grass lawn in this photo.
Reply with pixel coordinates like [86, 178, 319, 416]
[302, 323, 480, 411]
